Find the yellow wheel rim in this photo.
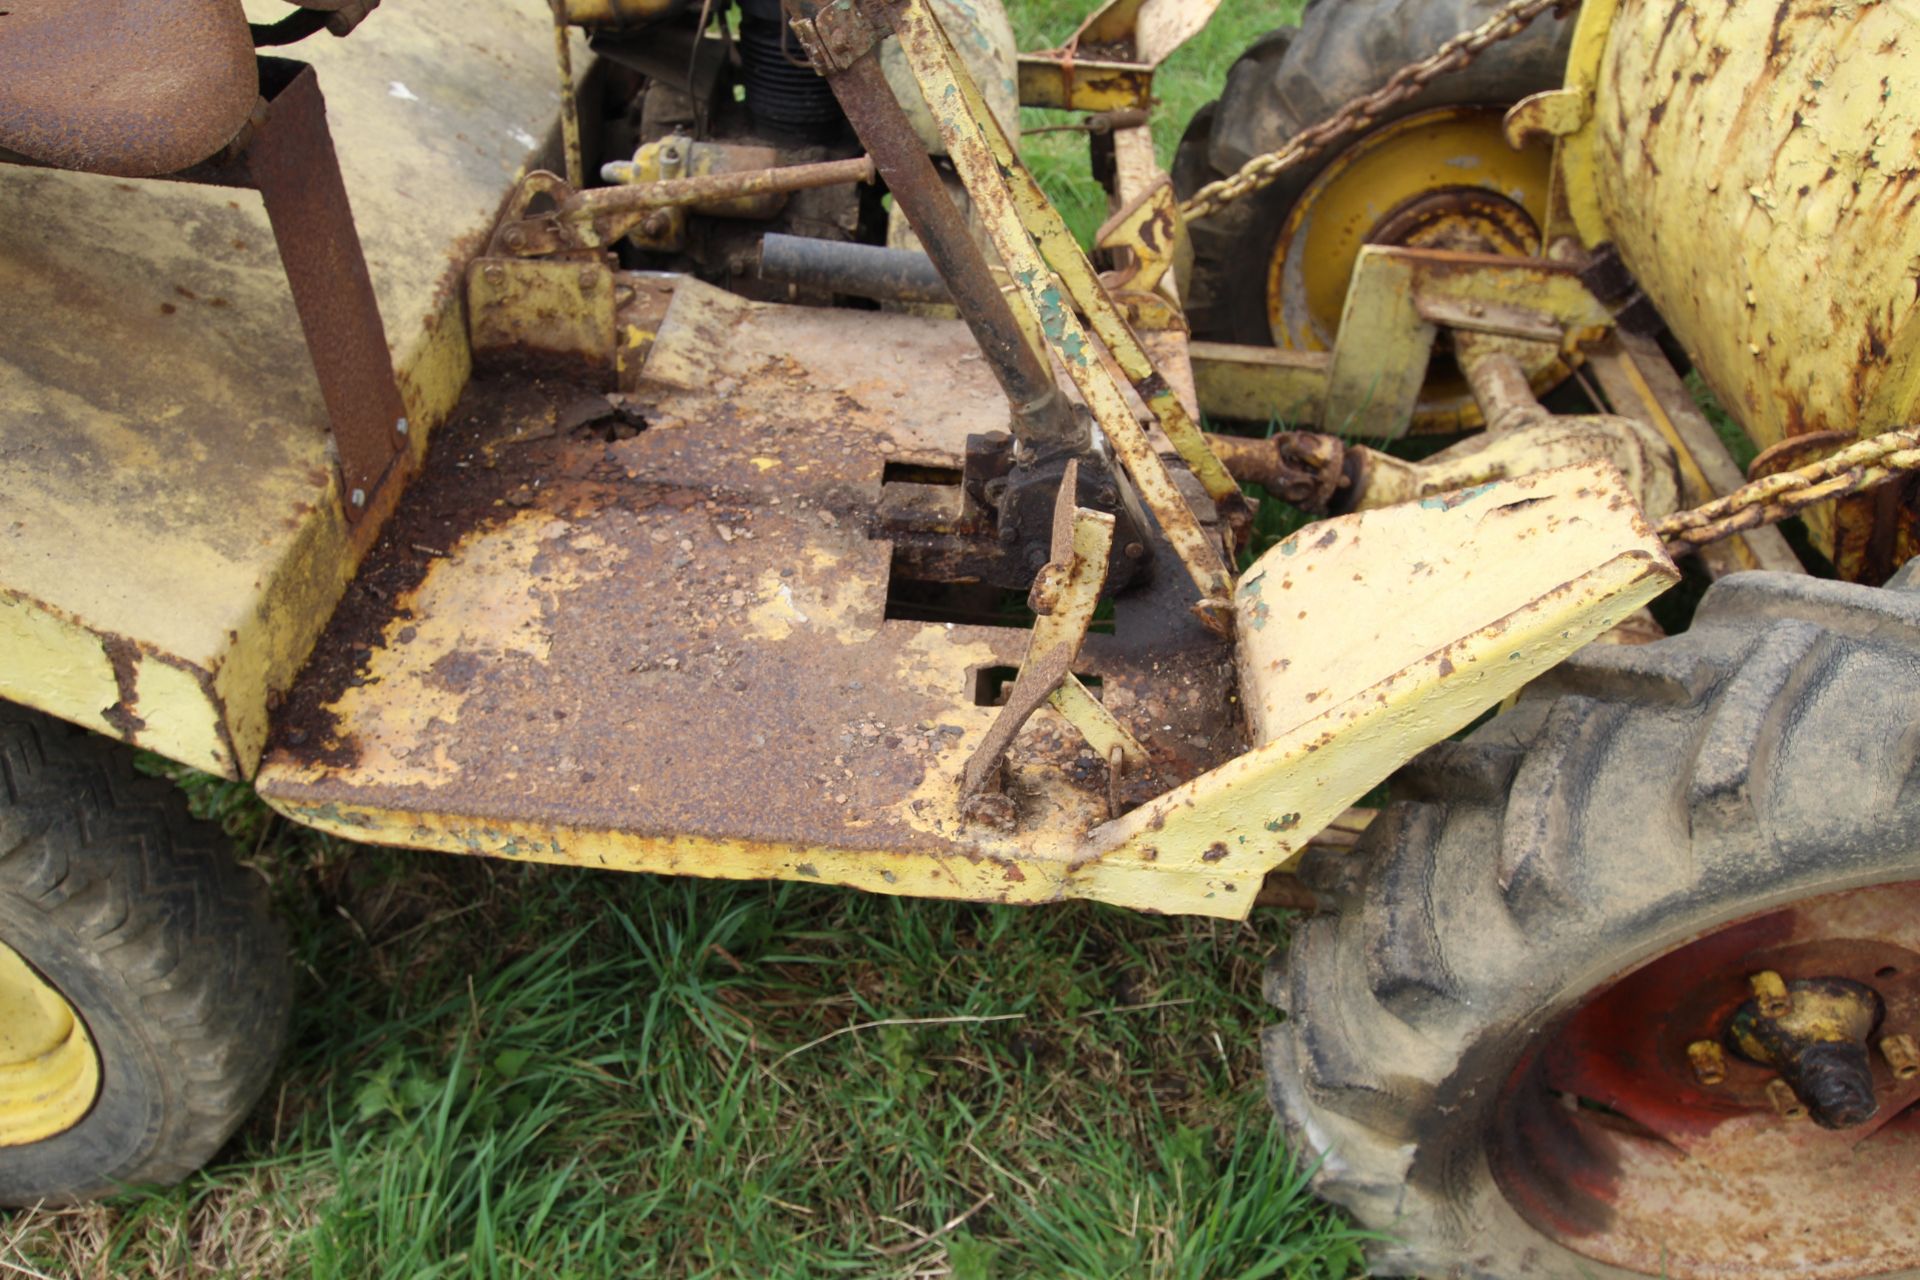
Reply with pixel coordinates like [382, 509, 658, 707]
[1265, 105, 1563, 432]
[0, 939, 100, 1147]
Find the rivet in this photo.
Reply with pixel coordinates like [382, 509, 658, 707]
[395, 416, 410, 437]
[483, 263, 506, 284]
[350, 488, 367, 509]
[579, 266, 598, 288]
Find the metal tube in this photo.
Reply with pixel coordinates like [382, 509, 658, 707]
[549, 0, 585, 189]
[758, 234, 951, 304]
[572, 154, 878, 215]
[1456, 332, 1549, 435]
[785, 17, 1079, 452]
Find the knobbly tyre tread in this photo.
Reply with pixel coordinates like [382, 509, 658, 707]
[1172, 0, 1572, 345]
[1264, 567, 1920, 1277]
[0, 705, 289, 1205]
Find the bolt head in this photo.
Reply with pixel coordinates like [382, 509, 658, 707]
[349, 487, 367, 508]
[578, 266, 599, 288]
[395, 416, 410, 437]
[482, 263, 506, 284]
[1766, 1077, 1807, 1120]
[1686, 1039, 1727, 1086]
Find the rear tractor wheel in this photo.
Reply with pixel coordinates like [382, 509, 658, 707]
[1174, 0, 1575, 431]
[1268, 567, 1920, 1277]
[0, 706, 290, 1206]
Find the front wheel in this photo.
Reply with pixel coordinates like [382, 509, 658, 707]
[1267, 568, 1920, 1277]
[1, 707, 290, 1206]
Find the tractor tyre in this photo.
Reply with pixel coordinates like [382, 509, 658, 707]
[1267, 567, 1920, 1278]
[1173, 0, 1573, 429]
[0, 706, 290, 1206]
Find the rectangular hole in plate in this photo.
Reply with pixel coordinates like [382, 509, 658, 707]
[883, 567, 1118, 634]
[881, 461, 964, 486]
[971, 665, 1102, 707]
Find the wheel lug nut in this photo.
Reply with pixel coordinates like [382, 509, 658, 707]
[1750, 970, 1792, 1018]
[1688, 1039, 1727, 1085]
[1879, 1033, 1920, 1080]
[1767, 1077, 1808, 1120]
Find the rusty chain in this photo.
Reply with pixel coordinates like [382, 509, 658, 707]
[1179, 0, 1566, 223]
[1658, 426, 1920, 557]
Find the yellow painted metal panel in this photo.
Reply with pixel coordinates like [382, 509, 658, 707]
[1, 1, 571, 775]
[1070, 462, 1678, 913]
[1582, 0, 1920, 454]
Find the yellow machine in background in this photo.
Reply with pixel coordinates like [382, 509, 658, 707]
[4, 0, 1920, 1274]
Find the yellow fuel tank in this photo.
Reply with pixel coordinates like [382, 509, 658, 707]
[1561, 0, 1920, 572]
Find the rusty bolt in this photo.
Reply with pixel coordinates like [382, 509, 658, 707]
[578, 265, 598, 289]
[1766, 1078, 1808, 1120]
[1123, 541, 1145, 560]
[641, 212, 671, 239]
[1750, 970, 1792, 1019]
[482, 263, 506, 285]
[503, 226, 527, 251]
[1879, 1033, 1920, 1080]
[1687, 1040, 1727, 1086]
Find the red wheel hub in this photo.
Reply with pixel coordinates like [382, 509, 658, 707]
[1489, 880, 1920, 1278]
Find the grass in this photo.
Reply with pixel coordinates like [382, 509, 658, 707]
[0, 10, 1373, 1274]
[5, 776, 1367, 1279]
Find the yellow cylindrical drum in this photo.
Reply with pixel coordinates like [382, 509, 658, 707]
[1570, 0, 1920, 570]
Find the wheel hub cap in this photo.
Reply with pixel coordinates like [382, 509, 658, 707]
[0, 939, 99, 1147]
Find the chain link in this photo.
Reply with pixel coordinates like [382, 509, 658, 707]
[1658, 427, 1920, 556]
[1179, 0, 1566, 223]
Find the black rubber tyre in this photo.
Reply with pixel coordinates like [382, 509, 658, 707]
[1267, 567, 1920, 1277]
[0, 706, 290, 1206]
[1173, 0, 1573, 345]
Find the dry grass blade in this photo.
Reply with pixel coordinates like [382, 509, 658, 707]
[874, 1191, 996, 1256]
[769, 1013, 1027, 1068]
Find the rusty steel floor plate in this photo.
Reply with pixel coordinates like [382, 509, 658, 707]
[254, 280, 1242, 904]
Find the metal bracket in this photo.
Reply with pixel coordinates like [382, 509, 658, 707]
[869, 0, 1244, 626]
[1326, 246, 1614, 439]
[959, 461, 1148, 827]
[184, 59, 409, 522]
[789, 1, 886, 74]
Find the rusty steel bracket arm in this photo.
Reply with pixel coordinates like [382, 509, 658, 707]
[888, 15, 1244, 535]
[495, 156, 878, 256]
[184, 59, 409, 522]
[959, 462, 1135, 825]
[876, 0, 1238, 626]
[778, 3, 1085, 453]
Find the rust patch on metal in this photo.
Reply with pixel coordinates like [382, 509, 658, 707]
[99, 636, 147, 738]
[262, 290, 1240, 884]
